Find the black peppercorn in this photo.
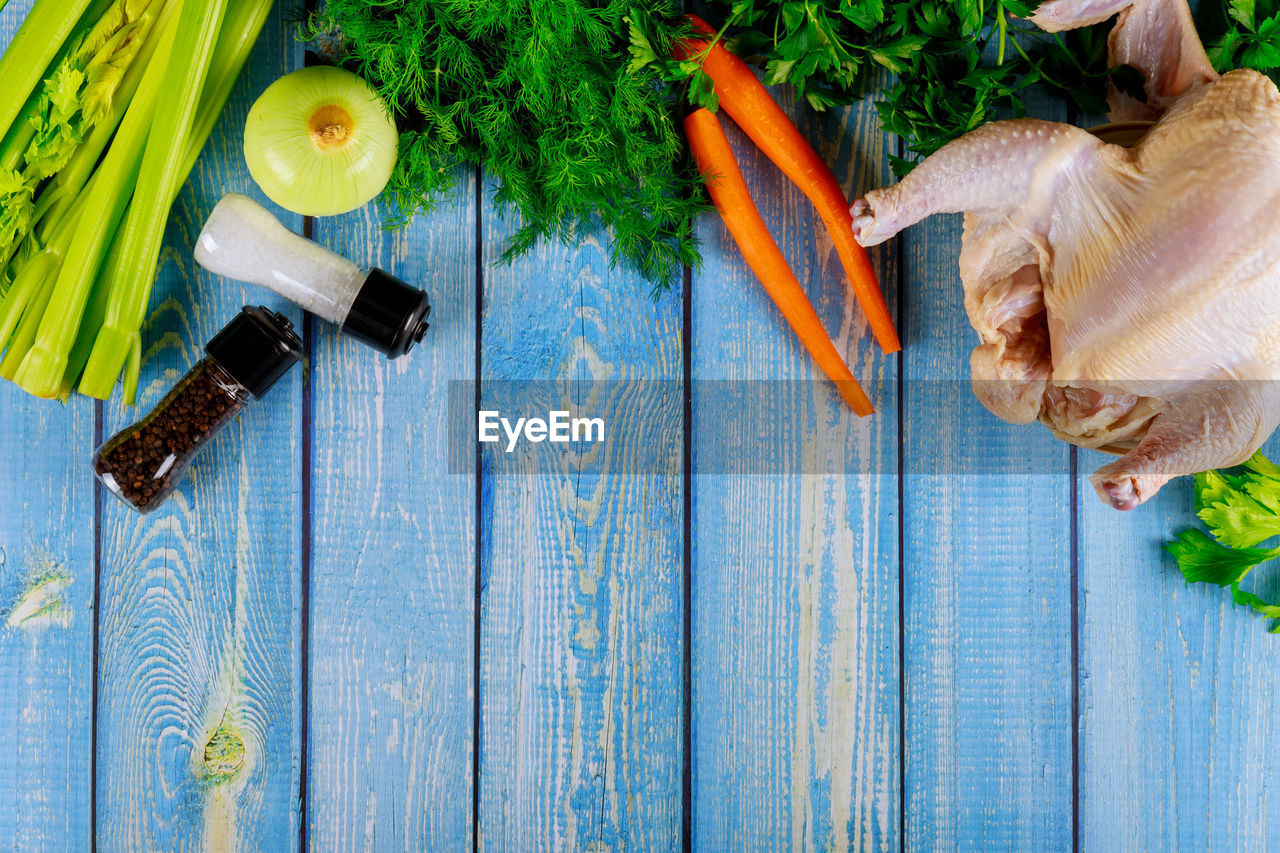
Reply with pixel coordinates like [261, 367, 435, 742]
[92, 306, 303, 513]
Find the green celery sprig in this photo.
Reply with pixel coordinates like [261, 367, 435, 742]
[74, 0, 230, 401]
[0, 0, 95, 145]
[0, 0, 125, 176]
[3, 2, 177, 397]
[22, 61, 85, 181]
[1165, 452, 1280, 633]
[0, 0, 163, 268]
[0, 170, 33, 254]
[30, 0, 173, 244]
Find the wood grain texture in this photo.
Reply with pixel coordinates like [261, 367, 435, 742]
[0, 385, 95, 853]
[0, 9, 97, 853]
[899, 96, 1074, 848]
[1077, 440, 1280, 852]
[9, 0, 1280, 844]
[689, 88, 900, 850]
[307, 188, 477, 849]
[94, 11, 303, 850]
[476, 187, 685, 851]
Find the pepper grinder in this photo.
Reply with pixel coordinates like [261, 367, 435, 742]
[195, 193, 430, 358]
[92, 306, 303, 513]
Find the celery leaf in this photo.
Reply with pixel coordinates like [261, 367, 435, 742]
[1197, 484, 1280, 548]
[1168, 451, 1280, 633]
[25, 63, 86, 180]
[1165, 528, 1279, 587]
[0, 170, 33, 257]
[1230, 584, 1280, 632]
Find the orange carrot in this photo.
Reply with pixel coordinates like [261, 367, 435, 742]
[678, 15, 901, 354]
[685, 107, 873, 416]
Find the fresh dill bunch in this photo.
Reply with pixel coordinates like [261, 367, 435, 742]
[307, 0, 707, 290]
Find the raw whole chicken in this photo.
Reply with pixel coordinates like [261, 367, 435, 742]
[852, 0, 1280, 509]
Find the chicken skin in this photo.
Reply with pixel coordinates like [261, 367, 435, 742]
[852, 0, 1280, 509]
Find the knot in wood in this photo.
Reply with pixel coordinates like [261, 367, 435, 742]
[202, 726, 246, 779]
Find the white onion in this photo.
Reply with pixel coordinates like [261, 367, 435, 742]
[243, 66, 397, 217]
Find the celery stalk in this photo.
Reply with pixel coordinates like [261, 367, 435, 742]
[0, 92, 45, 175]
[177, 0, 273, 178]
[75, 0, 231, 400]
[31, 0, 174, 238]
[0, 0, 95, 143]
[0, 267, 41, 355]
[57, 275, 111, 398]
[0, 258, 57, 379]
[5, 7, 175, 398]
[118, 0, 274, 401]
[0, 251, 61, 357]
[58, 0, 271, 399]
[120, 329, 140, 401]
[0, 202, 83, 372]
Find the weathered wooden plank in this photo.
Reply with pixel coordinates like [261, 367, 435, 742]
[899, 99, 1074, 846]
[689, 89, 900, 849]
[306, 188, 477, 847]
[476, 187, 685, 850]
[0, 391, 95, 852]
[0, 2, 97, 847]
[1077, 440, 1280, 851]
[0, 2, 95, 849]
[94, 11, 304, 850]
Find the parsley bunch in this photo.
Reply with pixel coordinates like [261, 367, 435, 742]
[308, 0, 705, 290]
[694, 0, 1109, 174]
[1166, 452, 1280, 633]
[691, 0, 1280, 175]
[1202, 0, 1280, 74]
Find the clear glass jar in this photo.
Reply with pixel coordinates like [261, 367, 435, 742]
[92, 306, 303, 513]
[93, 358, 249, 512]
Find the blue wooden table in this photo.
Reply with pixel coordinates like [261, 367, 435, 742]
[2, 2, 1279, 850]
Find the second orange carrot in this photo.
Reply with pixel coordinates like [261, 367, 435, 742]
[684, 107, 873, 416]
[678, 14, 900, 354]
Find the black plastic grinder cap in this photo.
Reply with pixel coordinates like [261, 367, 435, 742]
[204, 305, 304, 398]
[341, 268, 431, 359]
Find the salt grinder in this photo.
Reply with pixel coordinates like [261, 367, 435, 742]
[195, 193, 430, 357]
[92, 306, 303, 513]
